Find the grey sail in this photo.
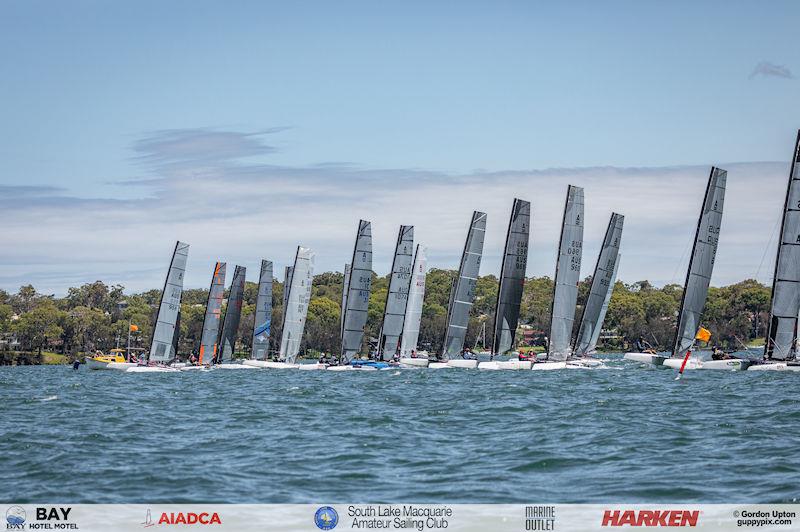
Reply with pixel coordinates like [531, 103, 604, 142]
[219, 265, 246, 363]
[283, 266, 293, 310]
[148, 241, 189, 363]
[672, 167, 726, 357]
[492, 199, 530, 357]
[340, 263, 351, 337]
[547, 186, 584, 362]
[574, 213, 624, 358]
[251, 260, 273, 361]
[766, 132, 800, 361]
[442, 211, 487, 359]
[279, 247, 315, 363]
[199, 261, 226, 365]
[587, 253, 621, 354]
[379, 225, 415, 359]
[341, 220, 372, 363]
[399, 245, 428, 357]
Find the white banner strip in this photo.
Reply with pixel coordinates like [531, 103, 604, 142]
[2, 504, 798, 531]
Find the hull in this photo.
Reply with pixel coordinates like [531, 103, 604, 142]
[297, 363, 327, 371]
[662, 357, 750, 371]
[326, 365, 355, 372]
[624, 352, 667, 366]
[399, 357, 429, 367]
[125, 366, 180, 373]
[566, 358, 604, 369]
[748, 362, 800, 372]
[86, 358, 136, 371]
[107, 362, 137, 371]
[446, 359, 478, 369]
[179, 365, 209, 371]
[213, 364, 258, 370]
[428, 362, 456, 369]
[478, 360, 533, 371]
[531, 361, 567, 371]
[242, 360, 300, 369]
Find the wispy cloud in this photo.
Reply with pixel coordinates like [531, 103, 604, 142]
[0, 128, 791, 295]
[749, 61, 794, 80]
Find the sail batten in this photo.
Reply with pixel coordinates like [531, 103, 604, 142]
[492, 199, 530, 356]
[672, 167, 726, 357]
[399, 245, 428, 357]
[251, 260, 273, 361]
[341, 221, 372, 363]
[219, 265, 246, 363]
[574, 213, 624, 358]
[765, 131, 800, 361]
[198, 261, 226, 364]
[547, 186, 584, 362]
[279, 247, 315, 363]
[379, 226, 415, 359]
[442, 211, 487, 360]
[148, 241, 189, 363]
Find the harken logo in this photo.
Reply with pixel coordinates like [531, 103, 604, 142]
[602, 510, 699, 527]
[5, 506, 26, 529]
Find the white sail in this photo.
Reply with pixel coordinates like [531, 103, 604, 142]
[547, 186, 584, 362]
[251, 260, 273, 361]
[379, 225, 414, 359]
[341, 220, 372, 363]
[279, 247, 315, 363]
[148, 241, 189, 363]
[399, 245, 428, 357]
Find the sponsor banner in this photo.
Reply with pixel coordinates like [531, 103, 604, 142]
[2, 504, 798, 531]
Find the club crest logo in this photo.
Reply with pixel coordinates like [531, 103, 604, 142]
[314, 506, 338, 530]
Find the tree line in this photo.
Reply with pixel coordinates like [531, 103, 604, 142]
[0, 272, 770, 359]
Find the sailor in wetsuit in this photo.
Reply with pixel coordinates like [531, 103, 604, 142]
[711, 345, 730, 360]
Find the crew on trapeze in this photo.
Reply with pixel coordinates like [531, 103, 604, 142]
[634, 336, 656, 354]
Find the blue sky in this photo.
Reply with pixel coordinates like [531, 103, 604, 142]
[0, 1, 798, 293]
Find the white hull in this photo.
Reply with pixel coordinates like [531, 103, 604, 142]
[213, 363, 258, 370]
[478, 360, 533, 371]
[179, 365, 209, 371]
[428, 362, 455, 369]
[447, 359, 478, 369]
[566, 358, 603, 368]
[663, 357, 751, 371]
[326, 365, 355, 371]
[531, 361, 567, 371]
[748, 362, 800, 372]
[108, 362, 137, 371]
[297, 363, 327, 371]
[171, 362, 187, 368]
[624, 352, 667, 366]
[242, 360, 300, 369]
[399, 358, 429, 367]
[125, 366, 180, 373]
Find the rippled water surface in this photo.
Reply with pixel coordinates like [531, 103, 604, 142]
[1, 356, 799, 503]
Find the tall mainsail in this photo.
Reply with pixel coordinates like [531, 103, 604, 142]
[251, 260, 273, 361]
[340, 263, 351, 336]
[279, 247, 315, 363]
[283, 266, 293, 310]
[341, 220, 372, 363]
[218, 265, 246, 363]
[547, 186, 584, 362]
[671, 167, 726, 357]
[378, 225, 414, 359]
[589, 254, 620, 354]
[765, 133, 800, 361]
[198, 262, 226, 364]
[573, 213, 624, 358]
[399, 245, 428, 357]
[492, 199, 530, 357]
[148, 241, 189, 363]
[442, 211, 487, 360]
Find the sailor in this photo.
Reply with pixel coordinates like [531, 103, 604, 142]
[188, 353, 198, 365]
[711, 345, 729, 360]
[518, 350, 530, 362]
[392, 352, 400, 363]
[410, 349, 417, 358]
[635, 337, 645, 352]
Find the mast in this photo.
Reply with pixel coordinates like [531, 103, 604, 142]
[441, 211, 487, 360]
[547, 186, 584, 362]
[671, 167, 726, 358]
[283, 266, 293, 310]
[399, 245, 428, 357]
[340, 220, 373, 363]
[765, 131, 800, 361]
[198, 262, 226, 364]
[378, 225, 414, 360]
[218, 265, 246, 363]
[491, 198, 531, 357]
[148, 241, 189, 363]
[573, 213, 624, 358]
[340, 263, 351, 337]
[251, 260, 273, 361]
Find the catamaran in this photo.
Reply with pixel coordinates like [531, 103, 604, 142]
[330, 220, 375, 371]
[750, 132, 800, 371]
[181, 261, 226, 371]
[213, 265, 255, 370]
[567, 212, 623, 368]
[478, 199, 532, 371]
[251, 247, 315, 369]
[126, 241, 189, 373]
[430, 211, 487, 369]
[398, 244, 429, 367]
[251, 260, 273, 361]
[377, 225, 414, 361]
[532, 186, 584, 370]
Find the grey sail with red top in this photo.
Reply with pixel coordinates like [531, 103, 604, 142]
[379, 225, 414, 359]
[765, 132, 800, 361]
[148, 241, 189, 363]
[251, 260, 273, 361]
[442, 211, 487, 360]
[671, 167, 726, 357]
[492, 199, 530, 357]
[574, 213, 624, 358]
[547, 186, 584, 362]
[219, 265, 246, 363]
[199, 261, 226, 364]
[341, 220, 372, 363]
[279, 247, 315, 363]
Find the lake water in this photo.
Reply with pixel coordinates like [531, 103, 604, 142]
[1, 356, 798, 503]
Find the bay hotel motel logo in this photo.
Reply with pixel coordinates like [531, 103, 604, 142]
[6, 507, 77, 530]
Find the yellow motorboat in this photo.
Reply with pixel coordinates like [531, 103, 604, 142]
[85, 349, 137, 371]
